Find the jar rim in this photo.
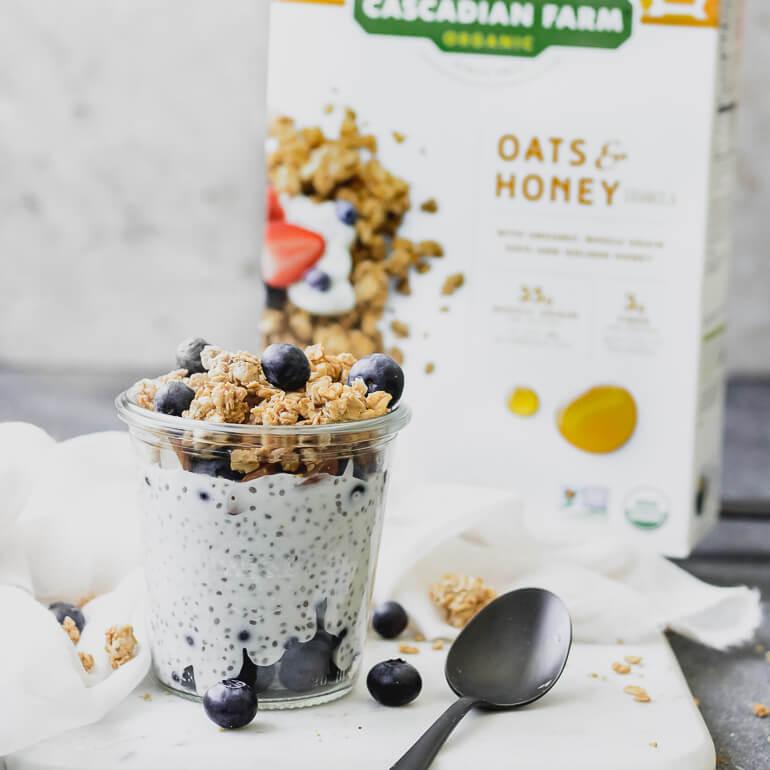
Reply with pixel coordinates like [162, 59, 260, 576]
[115, 390, 411, 439]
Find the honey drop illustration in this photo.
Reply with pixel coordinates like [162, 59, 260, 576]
[557, 386, 637, 454]
[507, 387, 540, 417]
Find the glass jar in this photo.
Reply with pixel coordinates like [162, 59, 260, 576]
[116, 392, 410, 709]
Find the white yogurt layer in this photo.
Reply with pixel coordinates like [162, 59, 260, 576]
[282, 195, 356, 316]
[141, 460, 386, 696]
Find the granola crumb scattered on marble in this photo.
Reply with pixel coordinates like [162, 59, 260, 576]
[623, 685, 652, 703]
[142, 693, 153, 702]
[753, 703, 770, 718]
[390, 320, 409, 339]
[399, 644, 419, 655]
[79, 652, 94, 672]
[61, 616, 80, 644]
[612, 662, 632, 675]
[392, 130, 406, 143]
[425, 362, 435, 374]
[441, 273, 465, 296]
[432, 640, 445, 651]
[414, 633, 426, 643]
[624, 655, 642, 665]
[105, 625, 138, 670]
[387, 346, 404, 365]
[429, 573, 497, 629]
[420, 198, 438, 213]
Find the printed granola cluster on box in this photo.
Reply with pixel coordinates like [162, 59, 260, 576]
[260, 109, 459, 364]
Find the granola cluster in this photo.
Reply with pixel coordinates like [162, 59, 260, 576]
[105, 625, 139, 670]
[129, 344, 396, 477]
[261, 110, 451, 359]
[428, 573, 497, 629]
[131, 344, 390, 428]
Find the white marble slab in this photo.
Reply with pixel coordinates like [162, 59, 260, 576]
[6, 636, 714, 770]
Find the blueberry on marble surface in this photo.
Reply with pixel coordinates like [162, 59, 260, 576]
[367, 659, 422, 707]
[261, 343, 311, 391]
[153, 381, 195, 417]
[335, 199, 358, 226]
[203, 679, 258, 729]
[347, 354, 405, 406]
[175, 337, 209, 374]
[372, 601, 408, 639]
[304, 267, 332, 292]
[48, 602, 85, 632]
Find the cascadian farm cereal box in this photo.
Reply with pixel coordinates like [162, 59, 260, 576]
[260, 0, 743, 556]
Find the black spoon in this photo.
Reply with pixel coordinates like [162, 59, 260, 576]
[390, 587, 572, 770]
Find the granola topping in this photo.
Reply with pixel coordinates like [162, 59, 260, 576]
[61, 616, 80, 644]
[428, 573, 497, 629]
[105, 625, 138, 670]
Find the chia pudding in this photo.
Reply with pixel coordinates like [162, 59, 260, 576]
[118, 341, 409, 708]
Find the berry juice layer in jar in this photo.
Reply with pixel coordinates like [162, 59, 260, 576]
[142, 460, 386, 698]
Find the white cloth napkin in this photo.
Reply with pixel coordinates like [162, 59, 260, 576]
[0, 423, 762, 757]
[0, 424, 150, 757]
[377, 483, 761, 649]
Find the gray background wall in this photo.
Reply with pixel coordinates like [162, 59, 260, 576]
[0, 0, 767, 373]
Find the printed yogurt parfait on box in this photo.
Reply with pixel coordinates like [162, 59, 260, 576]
[117, 339, 409, 708]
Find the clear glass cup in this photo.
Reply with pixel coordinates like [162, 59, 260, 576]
[116, 392, 410, 709]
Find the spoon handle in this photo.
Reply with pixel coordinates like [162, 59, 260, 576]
[390, 696, 479, 770]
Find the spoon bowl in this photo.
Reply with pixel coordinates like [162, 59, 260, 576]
[446, 587, 572, 708]
[390, 588, 572, 770]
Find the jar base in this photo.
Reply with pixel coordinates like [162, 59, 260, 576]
[157, 674, 354, 710]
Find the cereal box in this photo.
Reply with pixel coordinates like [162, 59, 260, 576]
[261, 0, 743, 556]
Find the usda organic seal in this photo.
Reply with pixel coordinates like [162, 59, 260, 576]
[624, 487, 669, 531]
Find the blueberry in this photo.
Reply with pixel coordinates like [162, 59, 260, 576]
[304, 267, 332, 292]
[278, 636, 337, 692]
[278, 603, 346, 692]
[175, 337, 209, 374]
[180, 665, 196, 692]
[335, 199, 358, 226]
[236, 649, 276, 694]
[48, 602, 85, 632]
[347, 354, 404, 407]
[264, 284, 288, 310]
[366, 659, 422, 707]
[153, 381, 195, 417]
[261, 343, 311, 391]
[189, 452, 244, 481]
[372, 601, 408, 639]
[203, 679, 258, 729]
